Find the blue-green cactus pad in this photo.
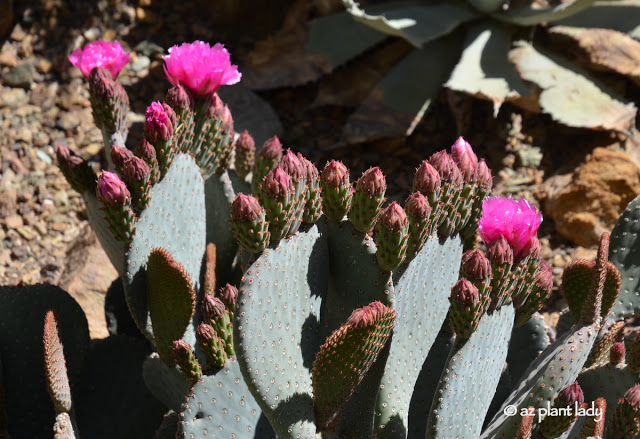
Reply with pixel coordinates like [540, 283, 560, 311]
[75, 335, 166, 438]
[178, 359, 276, 439]
[0, 284, 89, 439]
[125, 153, 206, 337]
[143, 353, 191, 412]
[83, 190, 127, 275]
[609, 194, 640, 320]
[374, 235, 463, 437]
[426, 304, 515, 439]
[235, 224, 328, 438]
[481, 322, 599, 438]
[507, 312, 552, 384]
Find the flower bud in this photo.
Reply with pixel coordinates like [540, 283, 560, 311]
[624, 384, 640, 409]
[172, 340, 201, 384]
[451, 137, 478, 183]
[208, 93, 224, 117]
[110, 144, 135, 169]
[412, 161, 441, 194]
[134, 138, 156, 160]
[55, 144, 84, 169]
[379, 202, 409, 230]
[260, 136, 283, 161]
[281, 149, 305, 179]
[165, 83, 190, 109]
[121, 156, 150, 182]
[405, 192, 431, 219]
[219, 284, 238, 307]
[96, 171, 131, 206]
[144, 101, 173, 142]
[220, 105, 233, 133]
[261, 166, 292, 198]
[460, 250, 492, 280]
[358, 167, 386, 197]
[476, 159, 493, 188]
[611, 342, 626, 365]
[231, 193, 262, 221]
[196, 322, 217, 341]
[451, 279, 479, 306]
[297, 153, 318, 180]
[346, 301, 388, 328]
[322, 160, 349, 187]
[88, 67, 117, 99]
[522, 236, 542, 260]
[202, 294, 226, 322]
[486, 235, 514, 265]
[534, 261, 553, 292]
[429, 151, 462, 185]
[558, 382, 585, 407]
[162, 102, 177, 126]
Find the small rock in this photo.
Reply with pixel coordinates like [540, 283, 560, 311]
[16, 226, 36, 240]
[36, 149, 52, 164]
[103, 29, 117, 42]
[543, 148, 640, 247]
[15, 126, 32, 143]
[2, 63, 34, 89]
[0, 88, 27, 108]
[36, 58, 52, 74]
[56, 111, 80, 131]
[83, 27, 101, 42]
[5, 215, 23, 229]
[9, 24, 25, 42]
[130, 55, 150, 73]
[51, 222, 67, 232]
[0, 45, 17, 67]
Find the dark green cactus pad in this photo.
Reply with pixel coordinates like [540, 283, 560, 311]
[426, 304, 515, 439]
[154, 411, 179, 439]
[125, 153, 206, 337]
[322, 219, 393, 338]
[205, 172, 241, 286]
[235, 224, 328, 438]
[563, 259, 621, 321]
[43, 311, 72, 413]
[178, 359, 276, 439]
[75, 336, 166, 439]
[585, 319, 625, 368]
[577, 363, 639, 427]
[407, 330, 456, 439]
[0, 284, 89, 439]
[481, 322, 599, 438]
[143, 353, 191, 412]
[609, 194, 640, 320]
[374, 235, 463, 437]
[83, 190, 127, 275]
[146, 248, 197, 366]
[104, 277, 144, 338]
[507, 312, 552, 384]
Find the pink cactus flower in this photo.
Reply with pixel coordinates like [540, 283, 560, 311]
[163, 41, 241, 97]
[69, 40, 130, 78]
[478, 196, 543, 259]
[144, 101, 173, 142]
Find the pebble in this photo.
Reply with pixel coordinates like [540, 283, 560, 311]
[56, 112, 81, 131]
[36, 149, 52, 164]
[5, 215, 23, 229]
[0, 88, 28, 108]
[2, 63, 34, 89]
[83, 27, 101, 41]
[130, 55, 150, 73]
[16, 225, 36, 240]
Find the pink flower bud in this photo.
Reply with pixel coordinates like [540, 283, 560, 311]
[96, 171, 131, 206]
[220, 105, 233, 133]
[405, 192, 431, 219]
[280, 149, 304, 179]
[460, 250, 492, 280]
[110, 144, 135, 169]
[121, 156, 150, 182]
[297, 153, 318, 180]
[379, 202, 409, 230]
[346, 301, 388, 328]
[522, 236, 542, 260]
[358, 167, 386, 197]
[69, 40, 130, 78]
[196, 323, 216, 341]
[534, 261, 553, 292]
[144, 101, 173, 142]
[260, 136, 283, 161]
[237, 130, 255, 151]
[162, 102, 177, 126]
[611, 342, 626, 364]
[55, 144, 84, 169]
[475, 159, 493, 188]
[208, 93, 224, 117]
[134, 138, 156, 160]
[231, 193, 262, 221]
[163, 41, 241, 97]
[413, 161, 441, 194]
[88, 67, 117, 98]
[451, 279, 479, 306]
[451, 137, 478, 183]
[165, 83, 191, 109]
[219, 284, 238, 307]
[322, 160, 349, 187]
[478, 196, 543, 260]
[558, 382, 584, 406]
[261, 166, 292, 198]
[429, 151, 462, 185]
[202, 294, 226, 321]
[486, 235, 514, 265]
[624, 384, 640, 408]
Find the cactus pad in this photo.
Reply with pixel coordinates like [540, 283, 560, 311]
[43, 311, 72, 414]
[142, 353, 191, 412]
[125, 153, 206, 337]
[178, 359, 276, 439]
[426, 304, 515, 439]
[0, 285, 89, 439]
[83, 191, 127, 275]
[507, 312, 552, 384]
[235, 224, 328, 438]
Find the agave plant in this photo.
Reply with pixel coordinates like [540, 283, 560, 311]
[246, 0, 640, 143]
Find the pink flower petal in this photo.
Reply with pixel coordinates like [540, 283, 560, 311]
[69, 40, 130, 78]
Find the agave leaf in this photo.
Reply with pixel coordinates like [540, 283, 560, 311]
[555, 0, 640, 39]
[509, 41, 637, 132]
[492, 0, 596, 26]
[549, 26, 640, 85]
[306, 11, 389, 70]
[445, 23, 530, 115]
[344, 0, 478, 47]
[467, 0, 507, 13]
[343, 32, 463, 143]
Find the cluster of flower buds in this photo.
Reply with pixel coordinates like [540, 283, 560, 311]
[608, 383, 640, 438]
[197, 283, 238, 368]
[55, 145, 96, 194]
[110, 141, 152, 212]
